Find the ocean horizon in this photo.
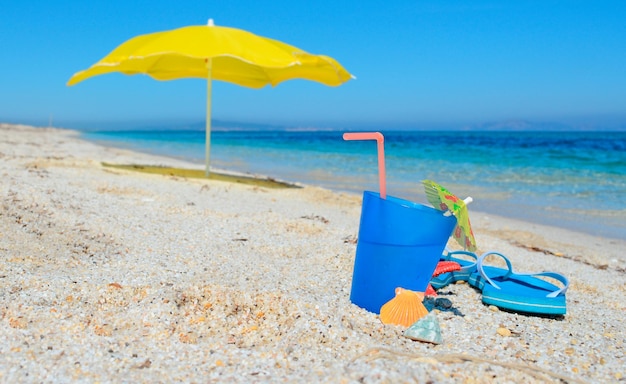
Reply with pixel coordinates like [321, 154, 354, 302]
[80, 127, 626, 241]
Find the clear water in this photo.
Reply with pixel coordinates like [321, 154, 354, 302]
[81, 129, 626, 240]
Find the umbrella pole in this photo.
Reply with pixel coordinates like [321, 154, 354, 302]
[205, 58, 213, 177]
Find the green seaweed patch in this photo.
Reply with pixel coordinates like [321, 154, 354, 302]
[102, 163, 299, 189]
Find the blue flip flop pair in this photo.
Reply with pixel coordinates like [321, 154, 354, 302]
[431, 249, 569, 316]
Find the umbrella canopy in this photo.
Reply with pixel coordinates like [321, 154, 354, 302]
[422, 180, 477, 252]
[67, 19, 354, 174]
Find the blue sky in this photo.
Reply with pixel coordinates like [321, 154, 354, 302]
[2, 1, 625, 130]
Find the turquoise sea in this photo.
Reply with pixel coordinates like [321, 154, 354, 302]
[81, 129, 626, 241]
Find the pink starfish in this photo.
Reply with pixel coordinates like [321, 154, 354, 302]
[425, 261, 462, 297]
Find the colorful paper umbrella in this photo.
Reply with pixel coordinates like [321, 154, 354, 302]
[67, 19, 353, 176]
[422, 180, 477, 251]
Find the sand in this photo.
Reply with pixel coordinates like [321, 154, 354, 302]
[1, 123, 624, 383]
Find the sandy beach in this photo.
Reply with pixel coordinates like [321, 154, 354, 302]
[1, 123, 624, 383]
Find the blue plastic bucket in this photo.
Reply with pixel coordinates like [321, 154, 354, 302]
[350, 191, 457, 314]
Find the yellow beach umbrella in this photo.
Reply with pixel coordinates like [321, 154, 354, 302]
[67, 19, 354, 175]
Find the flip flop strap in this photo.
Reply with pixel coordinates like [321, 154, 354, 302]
[477, 251, 569, 298]
[477, 251, 513, 290]
[500, 271, 569, 298]
[528, 272, 569, 298]
[445, 249, 478, 273]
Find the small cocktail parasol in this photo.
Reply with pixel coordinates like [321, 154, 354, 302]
[422, 180, 477, 252]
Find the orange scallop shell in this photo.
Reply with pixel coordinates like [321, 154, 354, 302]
[380, 287, 428, 327]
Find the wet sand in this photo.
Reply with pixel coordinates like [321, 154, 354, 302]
[1, 123, 624, 383]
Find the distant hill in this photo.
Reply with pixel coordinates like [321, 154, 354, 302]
[148, 120, 344, 132]
[66, 117, 626, 132]
[110, 119, 289, 132]
[210, 119, 288, 131]
[460, 119, 626, 131]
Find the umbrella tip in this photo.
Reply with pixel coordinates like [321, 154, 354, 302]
[208, 18, 214, 26]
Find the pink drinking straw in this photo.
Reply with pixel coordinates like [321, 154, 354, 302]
[343, 132, 387, 199]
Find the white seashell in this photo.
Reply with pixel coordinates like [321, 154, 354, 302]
[403, 311, 442, 344]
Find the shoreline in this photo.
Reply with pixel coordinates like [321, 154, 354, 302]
[78, 128, 626, 242]
[1, 123, 624, 382]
